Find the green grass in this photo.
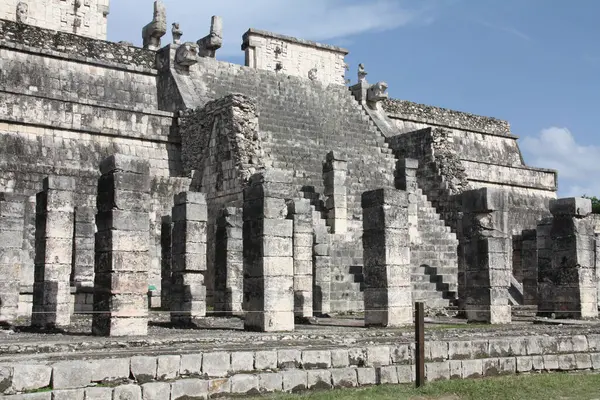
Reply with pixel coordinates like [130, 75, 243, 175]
[253, 372, 600, 400]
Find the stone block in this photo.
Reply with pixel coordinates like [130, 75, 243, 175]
[207, 378, 231, 397]
[482, 358, 500, 376]
[550, 197, 592, 217]
[498, 357, 516, 375]
[100, 155, 150, 176]
[348, 348, 366, 366]
[11, 364, 52, 392]
[231, 352, 254, 372]
[307, 370, 332, 390]
[254, 351, 277, 370]
[330, 368, 357, 388]
[575, 353, 592, 370]
[532, 356, 545, 370]
[230, 374, 260, 395]
[330, 349, 349, 368]
[141, 382, 171, 400]
[84, 387, 113, 400]
[258, 373, 282, 393]
[156, 355, 180, 380]
[89, 358, 130, 383]
[202, 352, 230, 377]
[397, 365, 414, 384]
[52, 361, 92, 390]
[516, 356, 533, 372]
[113, 384, 142, 400]
[180, 354, 202, 376]
[449, 340, 488, 360]
[391, 343, 414, 364]
[377, 366, 398, 384]
[366, 346, 390, 367]
[461, 359, 483, 378]
[7, 393, 51, 400]
[130, 356, 157, 384]
[557, 354, 576, 371]
[301, 350, 331, 369]
[427, 341, 448, 362]
[449, 360, 462, 379]
[277, 349, 301, 369]
[170, 379, 208, 400]
[543, 355, 559, 370]
[356, 367, 377, 386]
[51, 389, 84, 400]
[426, 361, 450, 381]
[281, 370, 307, 392]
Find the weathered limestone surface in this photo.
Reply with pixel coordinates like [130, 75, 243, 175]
[92, 155, 151, 337]
[538, 198, 598, 318]
[170, 191, 208, 324]
[323, 151, 347, 234]
[288, 199, 313, 318]
[243, 170, 295, 332]
[197, 16, 223, 58]
[31, 177, 76, 329]
[0, 193, 26, 324]
[362, 188, 412, 326]
[461, 188, 511, 324]
[215, 206, 244, 314]
[142, 1, 167, 51]
[520, 229, 538, 306]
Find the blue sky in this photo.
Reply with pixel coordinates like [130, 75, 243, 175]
[108, 0, 600, 197]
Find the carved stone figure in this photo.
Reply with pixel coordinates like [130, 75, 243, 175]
[367, 81, 388, 103]
[16, 2, 28, 24]
[358, 63, 367, 83]
[197, 16, 223, 58]
[172, 22, 183, 44]
[142, 1, 167, 51]
[308, 68, 318, 81]
[176, 42, 199, 67]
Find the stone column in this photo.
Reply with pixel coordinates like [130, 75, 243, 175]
[93, 155, 151, 337]
[313, 221, 331, 316]
[0, 193, 26, 325]
[160, 215, 172, 311]
[461, 188, 511, 324]
[538, 198, 598, 318]
[73, 206, 95, 287]
[362, 188, 412, 327]
[596, 233, 600, 308]
[170, 192, 208, 325]
[215, 206, 243, 315]
[243, 171, 294, 332]
[521, 229, 538, 306]
[31, 177, 76, 329]
[323, 151, 347, 234]
[396, 158, 419, 244]
[288, 198, 313, 319]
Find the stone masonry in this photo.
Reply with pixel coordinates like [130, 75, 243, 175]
[170, 192, 208, 325]
[214, 206, 244, 314]
[31, 177, 76, 329]
[93, 155, 151, 337]
[362, 189, 412, 327]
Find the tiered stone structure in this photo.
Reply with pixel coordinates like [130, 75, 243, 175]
[31, 177, 76, 329]
[243, 171, 294, 332]
[93, 155, 151, 337]
[461, 188, 511, 324]
[362, 189, 412, 326]
[170, 192, 208, 325]
[538, 198, 598, 318]
[0, 193, 26, 325]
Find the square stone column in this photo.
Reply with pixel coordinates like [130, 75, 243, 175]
[160, 215, 172, 311]
[461, 188, 511, 324]
[313, 221, 331, 316]
[362, 188, 412, 327]
[170, 192, 208, 325]
[538, 198, 598, 318]
[323, 151, 347, 234]
[73, 206, 95, 287]
[92, 155, 151, 337]
[243, 170, 294, 332]
[396, 158, 419, 244]
[215, 206, 243, 315]
[521, 229, 538, 306]
[0, 193, 26, 325]
[288, 198, 313, 319]
[31, 177, 76, 329]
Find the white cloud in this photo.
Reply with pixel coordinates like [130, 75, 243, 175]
[521, 127, 600, 197]
[107, 0, 434, 57]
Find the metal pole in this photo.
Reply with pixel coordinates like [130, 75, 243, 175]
[415, 302, 425, 388]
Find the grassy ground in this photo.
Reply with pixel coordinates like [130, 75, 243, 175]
[254, 372, 600, 400]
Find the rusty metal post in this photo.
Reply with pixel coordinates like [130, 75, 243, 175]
[415, 302, 425, 387]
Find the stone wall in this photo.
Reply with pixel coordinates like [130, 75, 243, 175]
[0, 0, 109, 40]
[3, 333, 600, 398]
[242, 29, 348, 86]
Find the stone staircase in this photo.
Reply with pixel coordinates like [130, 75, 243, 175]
[410, 188, 459, 308]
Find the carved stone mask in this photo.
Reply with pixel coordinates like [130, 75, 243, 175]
[16, 2, 28, 23]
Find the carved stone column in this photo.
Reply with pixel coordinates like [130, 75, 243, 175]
[215, 206, 243, 315]
[521, 229, 538, 306]
[323, 151, 347, 234]
[288, 198, 313, 318]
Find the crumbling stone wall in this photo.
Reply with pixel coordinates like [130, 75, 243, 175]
[1, 0, 110, 40]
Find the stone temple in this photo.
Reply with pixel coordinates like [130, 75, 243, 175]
[1, 0, 599, 337]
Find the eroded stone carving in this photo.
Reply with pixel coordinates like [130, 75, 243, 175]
[308, 67, 318, 81]
[175, 42, 199, 67]
[358, 63, 367, 83]
[142, 0, 167, 51]
[172, 22, 183, 44]
[197, 16, 222, 58]
[367, 81, 388, 103]
[16, 2, 28, 24]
